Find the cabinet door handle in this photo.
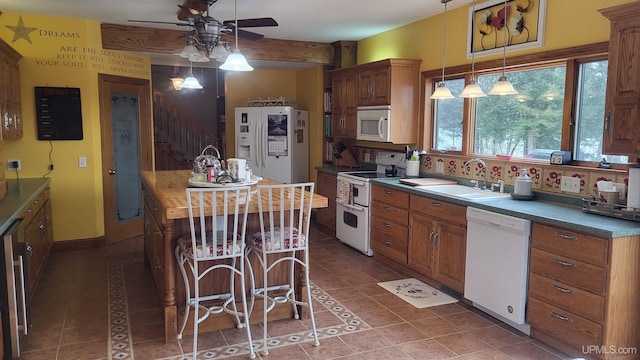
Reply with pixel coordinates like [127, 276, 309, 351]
[383, 222, 392, 228]
[551, 283, 575, 294]
[383, 239, 392, 245]
[431, 202, 441, 207]
[26, 208, 33, 214]
[33, 199, 39, 205]
[434, 232, 439, 247]
[384, 190, 392, 195]
[550, 311, 573, 323]
[553, 258, 577, 268]
[554, 231, 578, 241]
[429, 231, 435, 245]
[604, 111, 611, 137]
[384, 206, 392, 211]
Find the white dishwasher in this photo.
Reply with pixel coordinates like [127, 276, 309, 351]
[464, 207, 531, 335]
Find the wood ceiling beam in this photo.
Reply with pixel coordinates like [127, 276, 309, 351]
[101, 23, 334, 65]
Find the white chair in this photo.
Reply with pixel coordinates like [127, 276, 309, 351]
[247, 183, 320, 356]
[175, 186, 256, 360]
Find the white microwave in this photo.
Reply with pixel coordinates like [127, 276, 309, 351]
[357, 106, 391, 142]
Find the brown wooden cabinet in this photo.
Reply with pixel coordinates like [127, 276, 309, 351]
[23, 187, 52, 297]
[331, 70, 358, 138]
[315, 172, 337, 235]
[527, 223, 640, 360]
[599, 2, 640, 156]
[330, 58, 421, 143]
[0, 39, 23, 143]
[408, 195, 466, 293]
[370, 185, 409, 264]
[358, 66, 390, 106]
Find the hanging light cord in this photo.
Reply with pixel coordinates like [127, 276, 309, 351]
[439, 1, 448, 84]
[501, 0, 507, 77]
[234, 0, 239, 49]
[470, 0, 476, 80]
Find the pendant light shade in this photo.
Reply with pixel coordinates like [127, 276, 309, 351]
[220, 0, 254, 71]
[460, 0, 486, 98]
[489, 0, 517, 95]
[182, 62, 203, 90]
[179, 39, 199, 59]
[209, 43, 229, 59]
[170, 66, 184, 91]
[220, 49, 253, 71]
[431, 0, 453, 100]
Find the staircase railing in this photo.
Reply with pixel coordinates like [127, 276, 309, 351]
[152, 89, 219, 170]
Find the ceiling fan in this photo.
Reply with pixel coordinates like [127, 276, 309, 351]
[130, 0, 278, 60]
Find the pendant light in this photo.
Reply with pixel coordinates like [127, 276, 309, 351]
[220, 0, 253, 71]
[179, 38, 199, 59]
[488, 0, 518, 95]
[182, 61, 203, 90]
[460, 0, 486, 98]
[169, 66, 184, 91]
[430, 0, 454, 100]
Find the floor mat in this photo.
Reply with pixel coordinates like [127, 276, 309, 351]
[377, 278, 458, 308]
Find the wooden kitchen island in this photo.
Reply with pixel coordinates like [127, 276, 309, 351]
[140, 170, 328, 343]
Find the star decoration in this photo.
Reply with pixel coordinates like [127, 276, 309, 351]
[6, 16, 37, 44]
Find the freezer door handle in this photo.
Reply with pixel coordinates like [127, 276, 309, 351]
[16, 255, 28, 335]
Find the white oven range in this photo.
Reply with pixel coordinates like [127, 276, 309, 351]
[336, 152, 406, 256]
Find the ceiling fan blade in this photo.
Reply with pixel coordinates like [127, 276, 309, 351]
[223, 17, 278, 28]
[220, 26, 263, 41]
[128, 20, 191, 26]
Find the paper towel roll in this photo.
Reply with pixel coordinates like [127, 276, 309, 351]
[627, 168, 640, 210]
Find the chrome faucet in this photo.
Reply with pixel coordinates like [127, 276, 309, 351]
[464, 158, 488, 190]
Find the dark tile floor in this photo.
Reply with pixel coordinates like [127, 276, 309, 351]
[19, 222, 577, 360]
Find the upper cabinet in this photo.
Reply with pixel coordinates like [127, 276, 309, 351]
[0, 39, 22, 143]
[331, 69, 358, 139]
[600, 2, 640, 157]
[330, 58, 421, 142]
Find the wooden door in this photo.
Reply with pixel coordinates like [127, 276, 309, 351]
[408, 213, 436, 277]
[99, 74, 153, 244]
[435, 221, 467, 292]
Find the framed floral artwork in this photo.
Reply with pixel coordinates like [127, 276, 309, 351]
[466, 0, 547, 59]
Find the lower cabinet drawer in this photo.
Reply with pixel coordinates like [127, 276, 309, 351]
[527, 297, 602, 348]
[529, 273, 605, 322]
[371, 230, 407, 264]
[530, 248, 607, 295]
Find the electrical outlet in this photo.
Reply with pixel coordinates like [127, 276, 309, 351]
[79, 156, 87, 168]
[7, 159, 21, 171]
[560, 176, 581, 193]
[436, 162, 444, 174]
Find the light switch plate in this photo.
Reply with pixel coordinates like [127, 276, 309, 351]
[560, 176, 581, 193]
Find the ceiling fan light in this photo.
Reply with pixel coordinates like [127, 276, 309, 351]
[210, 44, 229, 59]
[179, 43, 199, 58]
[488, 76, 518, 95]
[182, 75, 203, 89]
[430, 82, 455, 100]
[460, 79, 487, 98]
[220, 48, 253, 71]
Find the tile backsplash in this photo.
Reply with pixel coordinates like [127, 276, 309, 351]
[354, 147, 628, 201]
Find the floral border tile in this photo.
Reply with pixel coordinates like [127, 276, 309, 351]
[588, 171, 617, 197]
[486, 160, 504, 183]
[542, 168, 564, 192]
[505, 164, 522, 186]
[423, 155, 435, 172]
[446, 158, 459, 176]
[527, 166, 542, 190]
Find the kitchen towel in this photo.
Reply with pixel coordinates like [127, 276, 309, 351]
[337, 178, 351, 204]
[627, 168, 640, 210]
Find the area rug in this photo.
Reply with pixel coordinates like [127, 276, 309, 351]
[377, 278, 458, 308]
[108, 256, 373, 360]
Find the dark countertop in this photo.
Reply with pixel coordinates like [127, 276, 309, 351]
[0, 178, 50, 235]
[372, 177, 640, 238]
[315, 164, 376, 176]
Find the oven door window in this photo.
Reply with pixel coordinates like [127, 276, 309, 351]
[342, 210, 358, 228]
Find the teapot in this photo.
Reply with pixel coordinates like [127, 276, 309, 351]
[193, 145, 222, 178]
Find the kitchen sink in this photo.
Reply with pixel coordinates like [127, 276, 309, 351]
[414, 184, 511, 201]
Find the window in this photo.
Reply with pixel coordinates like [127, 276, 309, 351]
[426, 43, 630, 166]
[433, 79, 465, 152]
[574, 60, 628, 163]
[474, 66, 566, 158]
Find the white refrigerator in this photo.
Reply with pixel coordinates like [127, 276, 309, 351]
[235, 106, 309, 184]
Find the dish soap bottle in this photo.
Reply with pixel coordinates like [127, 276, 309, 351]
[514, 168, 533, 196]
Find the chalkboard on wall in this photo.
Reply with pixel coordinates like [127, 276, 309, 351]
[35, 86, 83, 140]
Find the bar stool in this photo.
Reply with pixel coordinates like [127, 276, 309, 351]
[246, 183, 320, 356]
[175, 186, 256, 360]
